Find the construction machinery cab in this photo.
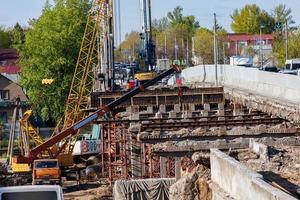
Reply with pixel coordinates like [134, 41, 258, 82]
[32, 159, 61, 185]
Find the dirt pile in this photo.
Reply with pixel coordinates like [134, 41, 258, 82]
[64, 185, 112, 200]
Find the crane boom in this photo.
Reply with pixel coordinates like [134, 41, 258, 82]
[16, 65, 181, 164]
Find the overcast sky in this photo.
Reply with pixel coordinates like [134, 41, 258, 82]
[1, 0, 300, 41]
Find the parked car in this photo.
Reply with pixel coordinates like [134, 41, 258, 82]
[259, 66, 279, 72]
[0, 185, 63, 200]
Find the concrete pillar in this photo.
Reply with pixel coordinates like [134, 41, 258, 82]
[160, 157, 167, 178]
[218, 117, 226, 121]
[168, 111, 177, 118]
[174, 104, 181, 112]
[175, 157, 181, 181]
[203, 103, 210, 111]
[126, 106, 139, 114]
[155, 112, 163, 119]
[233, 103, 244, 116]
[201, 110, 208, 117]
[217, 103, 225, 116]
[129, 113, 140, 120]
[202, 103, 210, 117]
[159, 104, 166, 113]
[130, 124, 142, 178]
[182, 111, 192, 119]
[147, 106, 154, 114]
[190, 104, 196, 112]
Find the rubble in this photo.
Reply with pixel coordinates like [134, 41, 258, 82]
[232, 143, 300, 197]
[64, 185, 112, 200]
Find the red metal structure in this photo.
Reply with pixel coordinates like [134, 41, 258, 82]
[101, 122, 128, 185]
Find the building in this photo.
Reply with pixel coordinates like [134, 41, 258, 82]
[224, 33, 275, 57]
[0, 48, 20, 82]
[0, 74, 29, 127]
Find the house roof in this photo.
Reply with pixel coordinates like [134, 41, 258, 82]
[225, 33, 275, 42]
[0, 65, 20, 74]
[0, 48, 19, 61]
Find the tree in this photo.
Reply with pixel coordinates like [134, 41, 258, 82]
[0, 27, 12, 48]
[167, 6, 184, 25]
[272, 4, 294, 31]
[117, 31, 140, 62]
[274, 30, 300, 67]
[231, 4, 275, 34]
[18, 0, 91, 121]
[167, 6, 199, 35]
[194, 28, 214, 64]
[152, 17, 169, 32]
[157, 6, 199, 61]
[11, 23, 25, 50]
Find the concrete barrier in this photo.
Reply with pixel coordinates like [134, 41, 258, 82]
[180, 65, 300, 106]
[210, 149, 297, 200]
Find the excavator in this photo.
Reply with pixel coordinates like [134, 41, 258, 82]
[9, 0, 181, 185]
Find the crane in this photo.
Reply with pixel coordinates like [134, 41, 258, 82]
[12, 0, 181, 183]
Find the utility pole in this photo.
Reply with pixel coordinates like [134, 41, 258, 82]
[175, 35, 178, 61]
[213, 13, 218, 85]
[260, 27, 263, 68]
[186, 38, 189, 66]
[164, 33, 167, 58]
[222, 42, 226, 64]
[118, 0, 121, 46]
[285, 20, 289, 61]
[192, 37, 195, 64]
[182, 38, 184, 63]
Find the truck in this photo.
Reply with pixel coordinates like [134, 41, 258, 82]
[32, 159, 61, 185]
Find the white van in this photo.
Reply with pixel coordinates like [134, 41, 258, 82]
[0, 185, 63, 200]
[279, 59, 300, 75]
[285, 59, 300, 70]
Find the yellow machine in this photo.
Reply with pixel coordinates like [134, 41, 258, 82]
[134, 71, 157, 82]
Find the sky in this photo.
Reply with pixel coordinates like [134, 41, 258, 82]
[1, 0, 300, 41]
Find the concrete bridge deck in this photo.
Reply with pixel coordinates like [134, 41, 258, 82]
[179, 65, 300, 123]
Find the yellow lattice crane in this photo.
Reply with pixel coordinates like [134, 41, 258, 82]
[51, 0, 113, 166]
[15, 0, 112, 167]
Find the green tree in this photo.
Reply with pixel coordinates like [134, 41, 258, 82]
[274, 30, 300, 67]
[117, 31, 140, 62]
[272, 4, 294, 31]
[11, 23, 25, 50]
[167, 6, 184, 25]
[18, 0, 91, 121]
[231, 4, 275, 34]
[152, 17, 169, 32]
[167, 6, 199, 35]
[0, 27, 12, 48]
[194, 28, 214, 64]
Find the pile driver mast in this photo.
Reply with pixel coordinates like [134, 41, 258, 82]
[139, 0, 156, 70]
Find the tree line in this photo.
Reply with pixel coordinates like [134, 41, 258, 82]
[117, 4, 296, 66]
[0, 2, 297, 122]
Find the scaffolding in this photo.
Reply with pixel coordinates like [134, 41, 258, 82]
[100, 122, 127, 185]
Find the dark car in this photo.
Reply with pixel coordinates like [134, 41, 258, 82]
[259, 66, 279, 73]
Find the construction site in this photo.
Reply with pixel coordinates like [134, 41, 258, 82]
[0, 0, 300, 200]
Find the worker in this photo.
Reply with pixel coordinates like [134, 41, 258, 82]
[175, 73, 183, 97]
[134, 78, 139, 88]
[175, 73, 182, 86]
